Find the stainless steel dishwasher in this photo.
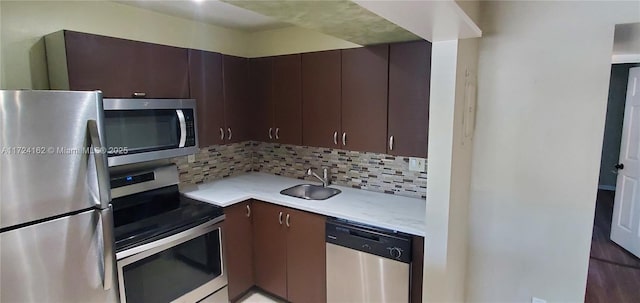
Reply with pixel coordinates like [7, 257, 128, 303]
[326, 218, 412, 303]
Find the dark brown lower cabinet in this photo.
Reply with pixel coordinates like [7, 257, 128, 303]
[285, 208, 326, 303]
[252, 201, 326, 303]
[411, 236, 425, 303]
[223, 201, 255, 301]
[252, 202, 288, 299]
[225, 200, 419, 303]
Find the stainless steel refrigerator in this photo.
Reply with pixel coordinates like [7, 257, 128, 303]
[0, 90, 119, 302]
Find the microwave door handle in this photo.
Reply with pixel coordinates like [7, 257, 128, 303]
[100, 205, 115, 290]
[87, 120, 111, 209]
[176, 110, 187, 148]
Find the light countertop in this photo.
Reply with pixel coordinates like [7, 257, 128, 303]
[182, 172, 426, 236]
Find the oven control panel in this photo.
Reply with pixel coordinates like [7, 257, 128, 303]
[111, 171, 155, 188]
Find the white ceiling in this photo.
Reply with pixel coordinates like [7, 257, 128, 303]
[115, 0, 290, 32]
[613, 23, 640, 55]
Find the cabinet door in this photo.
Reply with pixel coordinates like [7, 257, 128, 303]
[285, 208, 326, 303]
[302, 50, 341, 149]
[223, 201, 255, 301]
[189, 50, 225, 146]
[272, 54, 302, 145]
[252, 202, 287, 299]
[223, 55, 251, 143]
[341, 45, 389, 153]
[63, 31, 188, 98]
[388, 41, 431, 157]
[63, 31, 139, 98]
[139, 42, 190, 98]
[248, 57, 274, 142]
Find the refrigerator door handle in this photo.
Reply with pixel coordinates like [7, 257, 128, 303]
[100, 206, 116, 291]
[88, 120, 111, 208]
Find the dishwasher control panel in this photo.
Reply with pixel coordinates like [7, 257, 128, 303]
[326, 219, 412, 263]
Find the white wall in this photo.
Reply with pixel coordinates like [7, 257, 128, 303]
[424, 37, 478, 302]
[467, 1, 640, 302]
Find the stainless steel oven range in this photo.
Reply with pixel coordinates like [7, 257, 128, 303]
[110, 164, 227, 303]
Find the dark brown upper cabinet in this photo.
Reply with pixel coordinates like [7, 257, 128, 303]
[388, 41, 432, 158]
[271, 54, 303, 145]
[189, 49, 225, 147]
[223, 55, 251, 143]
[249, 55, 302, 145]
[302, 50, 342, 149]
[45, 30, 189, 98]
[341, 45, 389, 154]
[248, 57, 274, 142]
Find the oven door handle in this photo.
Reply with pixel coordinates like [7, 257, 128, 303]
[116, 214, 226, 260]
[100, 205, 115, 290]
[176, 109, 187, 148]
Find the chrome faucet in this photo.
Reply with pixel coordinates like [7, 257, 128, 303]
[307, 168, 329, 187]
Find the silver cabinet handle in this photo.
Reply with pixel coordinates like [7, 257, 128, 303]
[132, 92, 146, 98]
[100, 205, 115, 290]
[389, 135, 394, 151]
[227, 128, 232, 141]
[285, 214, 290, 227]
[87, 120, 111, 208]
[278, 211, 283, 225]
[246, 204, 251, 218]
[275, 128, 280, 140]
[333, 131, 338, 145]
[220, 128, 225, 140]
[176, 110, 186, 147]
[342, 132, 347, 146]
[269, 128, 273, 140]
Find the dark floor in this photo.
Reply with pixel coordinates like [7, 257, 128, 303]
[585, 190, 640, 303]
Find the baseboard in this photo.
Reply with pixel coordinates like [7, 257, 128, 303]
[598, 185, 616, 191]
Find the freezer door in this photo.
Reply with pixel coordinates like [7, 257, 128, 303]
[0, 90, 108, 229]
[0, 209, 118, 303]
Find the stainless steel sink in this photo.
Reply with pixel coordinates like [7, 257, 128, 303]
[280, 184, 342, 200]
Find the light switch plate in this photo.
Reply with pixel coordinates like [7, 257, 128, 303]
[409, 157, 426, 172]
[188, 154, 196, 163]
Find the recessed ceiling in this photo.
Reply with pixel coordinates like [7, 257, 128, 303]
[222, 0, 420, 45]
[115, 0, 291, 32]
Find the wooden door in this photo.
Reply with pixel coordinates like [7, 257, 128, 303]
[63, 30, 139, 98]
[302, 50, 342, 149]
[272, 54, 302, 145]
[252, 202, 287, 299]
[223, 201, 255, 301]
[139, 42, 189, 98]
[62, 30, 189, 98]
[189, 49, 225, 146]
[223, 55, 251, 143]
[285, 208, 326, 303]
[341, 45, 389, 153]
[611, 67, 640, 258]
[249, 57, 274, 142]
[388, 41, 431, 157]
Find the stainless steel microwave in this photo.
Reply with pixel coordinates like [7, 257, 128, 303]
[103, 98, 198, 167]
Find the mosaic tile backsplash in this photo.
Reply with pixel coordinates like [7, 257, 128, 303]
[174, 141, 427, 199]
[172, 141, 254, 184]
[254, 142, 427, 199]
